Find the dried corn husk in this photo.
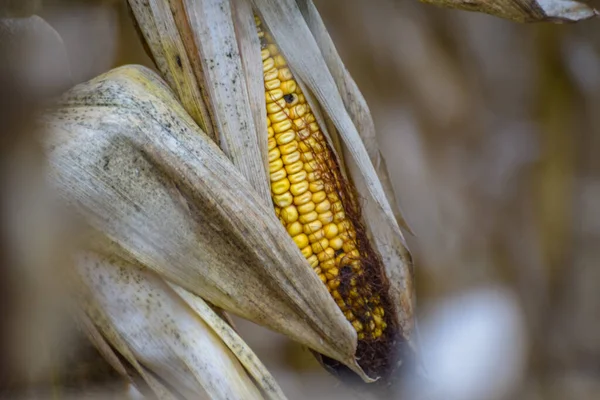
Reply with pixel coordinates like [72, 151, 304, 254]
[44, 65, 368, 381]
[76, 251, 274, 399]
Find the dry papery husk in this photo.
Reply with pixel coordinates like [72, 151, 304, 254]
[43, 65, 371, 382]
[126, 0, 416, 383]
[75, 250, 284, 399]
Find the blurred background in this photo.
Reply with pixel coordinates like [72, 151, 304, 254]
[2, 0, 600, 398]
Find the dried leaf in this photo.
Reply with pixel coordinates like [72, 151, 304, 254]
[127, 0, 214, 138]
[419, 0, 597, 22]
[129, 0, 271, 204]
[77, 251, 264, 399]
[171, 285, 287, 400]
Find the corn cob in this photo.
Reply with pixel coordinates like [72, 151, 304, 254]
[256, 17, 391, 348]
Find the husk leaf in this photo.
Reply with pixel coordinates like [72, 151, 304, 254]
[129, 0, 271, 204]
[127, 0, 214, 139]
[296, 0, 414, 237]
[76, 250, 265, 399]
[230, 0, 271, 181]
[44, 65, 368, 380]
[170, 285, 287, 400]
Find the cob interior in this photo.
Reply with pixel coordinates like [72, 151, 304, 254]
[256, 16, 398, 378]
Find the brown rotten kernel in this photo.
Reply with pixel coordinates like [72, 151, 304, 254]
[256, 16, 400, 381]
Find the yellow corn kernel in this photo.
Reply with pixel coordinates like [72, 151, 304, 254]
[343, 241, 357, 253]
[260, 48, 270, 60]
[352, 320, 364, 332]
[280, 205, 298, 224]
[285, 160, 304, 175]
[268, 147, 281, 163]
[263, 57, 275, 71]
[320, 259, 336, 271]
[269, 159, 283, 173]
[266, 99, 286, 114]
[293, 191, 312, 206]
[274, 54, 286, 67]
[323, 223, 338, 239]
[329, 237, 344, 250]
[270, 168, 286, 182]
[288, 104, 306, 119]
[311, 191, 327, 203]
[273, 192, 293, 208]
[304, 160, 319, 173]
[311, 238, 329, 254]
[307, 229, 325, 242]
[278, 67, 293, 81]
[265, 78, 281, 91]
[315, 199, 331, 213]
[288, 170, 307, 184]
[297, 201, 315, 215]
[318, 211, 334, 225]
[333, 211, 345, 223]
[331, 200, 343, 213]
[290, 181, 309, 196]
[279, 141, 298, 155]
[281, 80, 296, 94]
[325, 268, 339, 280]
[301, 152, 314, 164]
[271, 178, 290, 195]
[286, 221, 302, 236]
[301, 246, 313, 258]
[293, 233, 309, 249]
[282, 151, 301, 165]
[273, 120, 293, 135]
[303, 220, 323, 236]
[338, 220, 352, 233]
[317, 248, 334, 262]
[264, 67, 278, 81]
[308, 180, 324, 192]
[307, 171, 321, 182]
[298, 211, 318, 224]
[268, 110, 287, 123]
[307, 254, 319, 268]
[266, 89, 283, 103]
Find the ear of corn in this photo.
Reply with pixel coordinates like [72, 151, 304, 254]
[45, 64, 365, 388]
[258, 18, 387, 342]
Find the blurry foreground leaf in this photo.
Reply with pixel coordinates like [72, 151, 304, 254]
[419, 0, 597, 22]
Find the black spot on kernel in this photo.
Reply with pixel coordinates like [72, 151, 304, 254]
[260, 36, 268, 49]
[283, 93, 294, 103]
